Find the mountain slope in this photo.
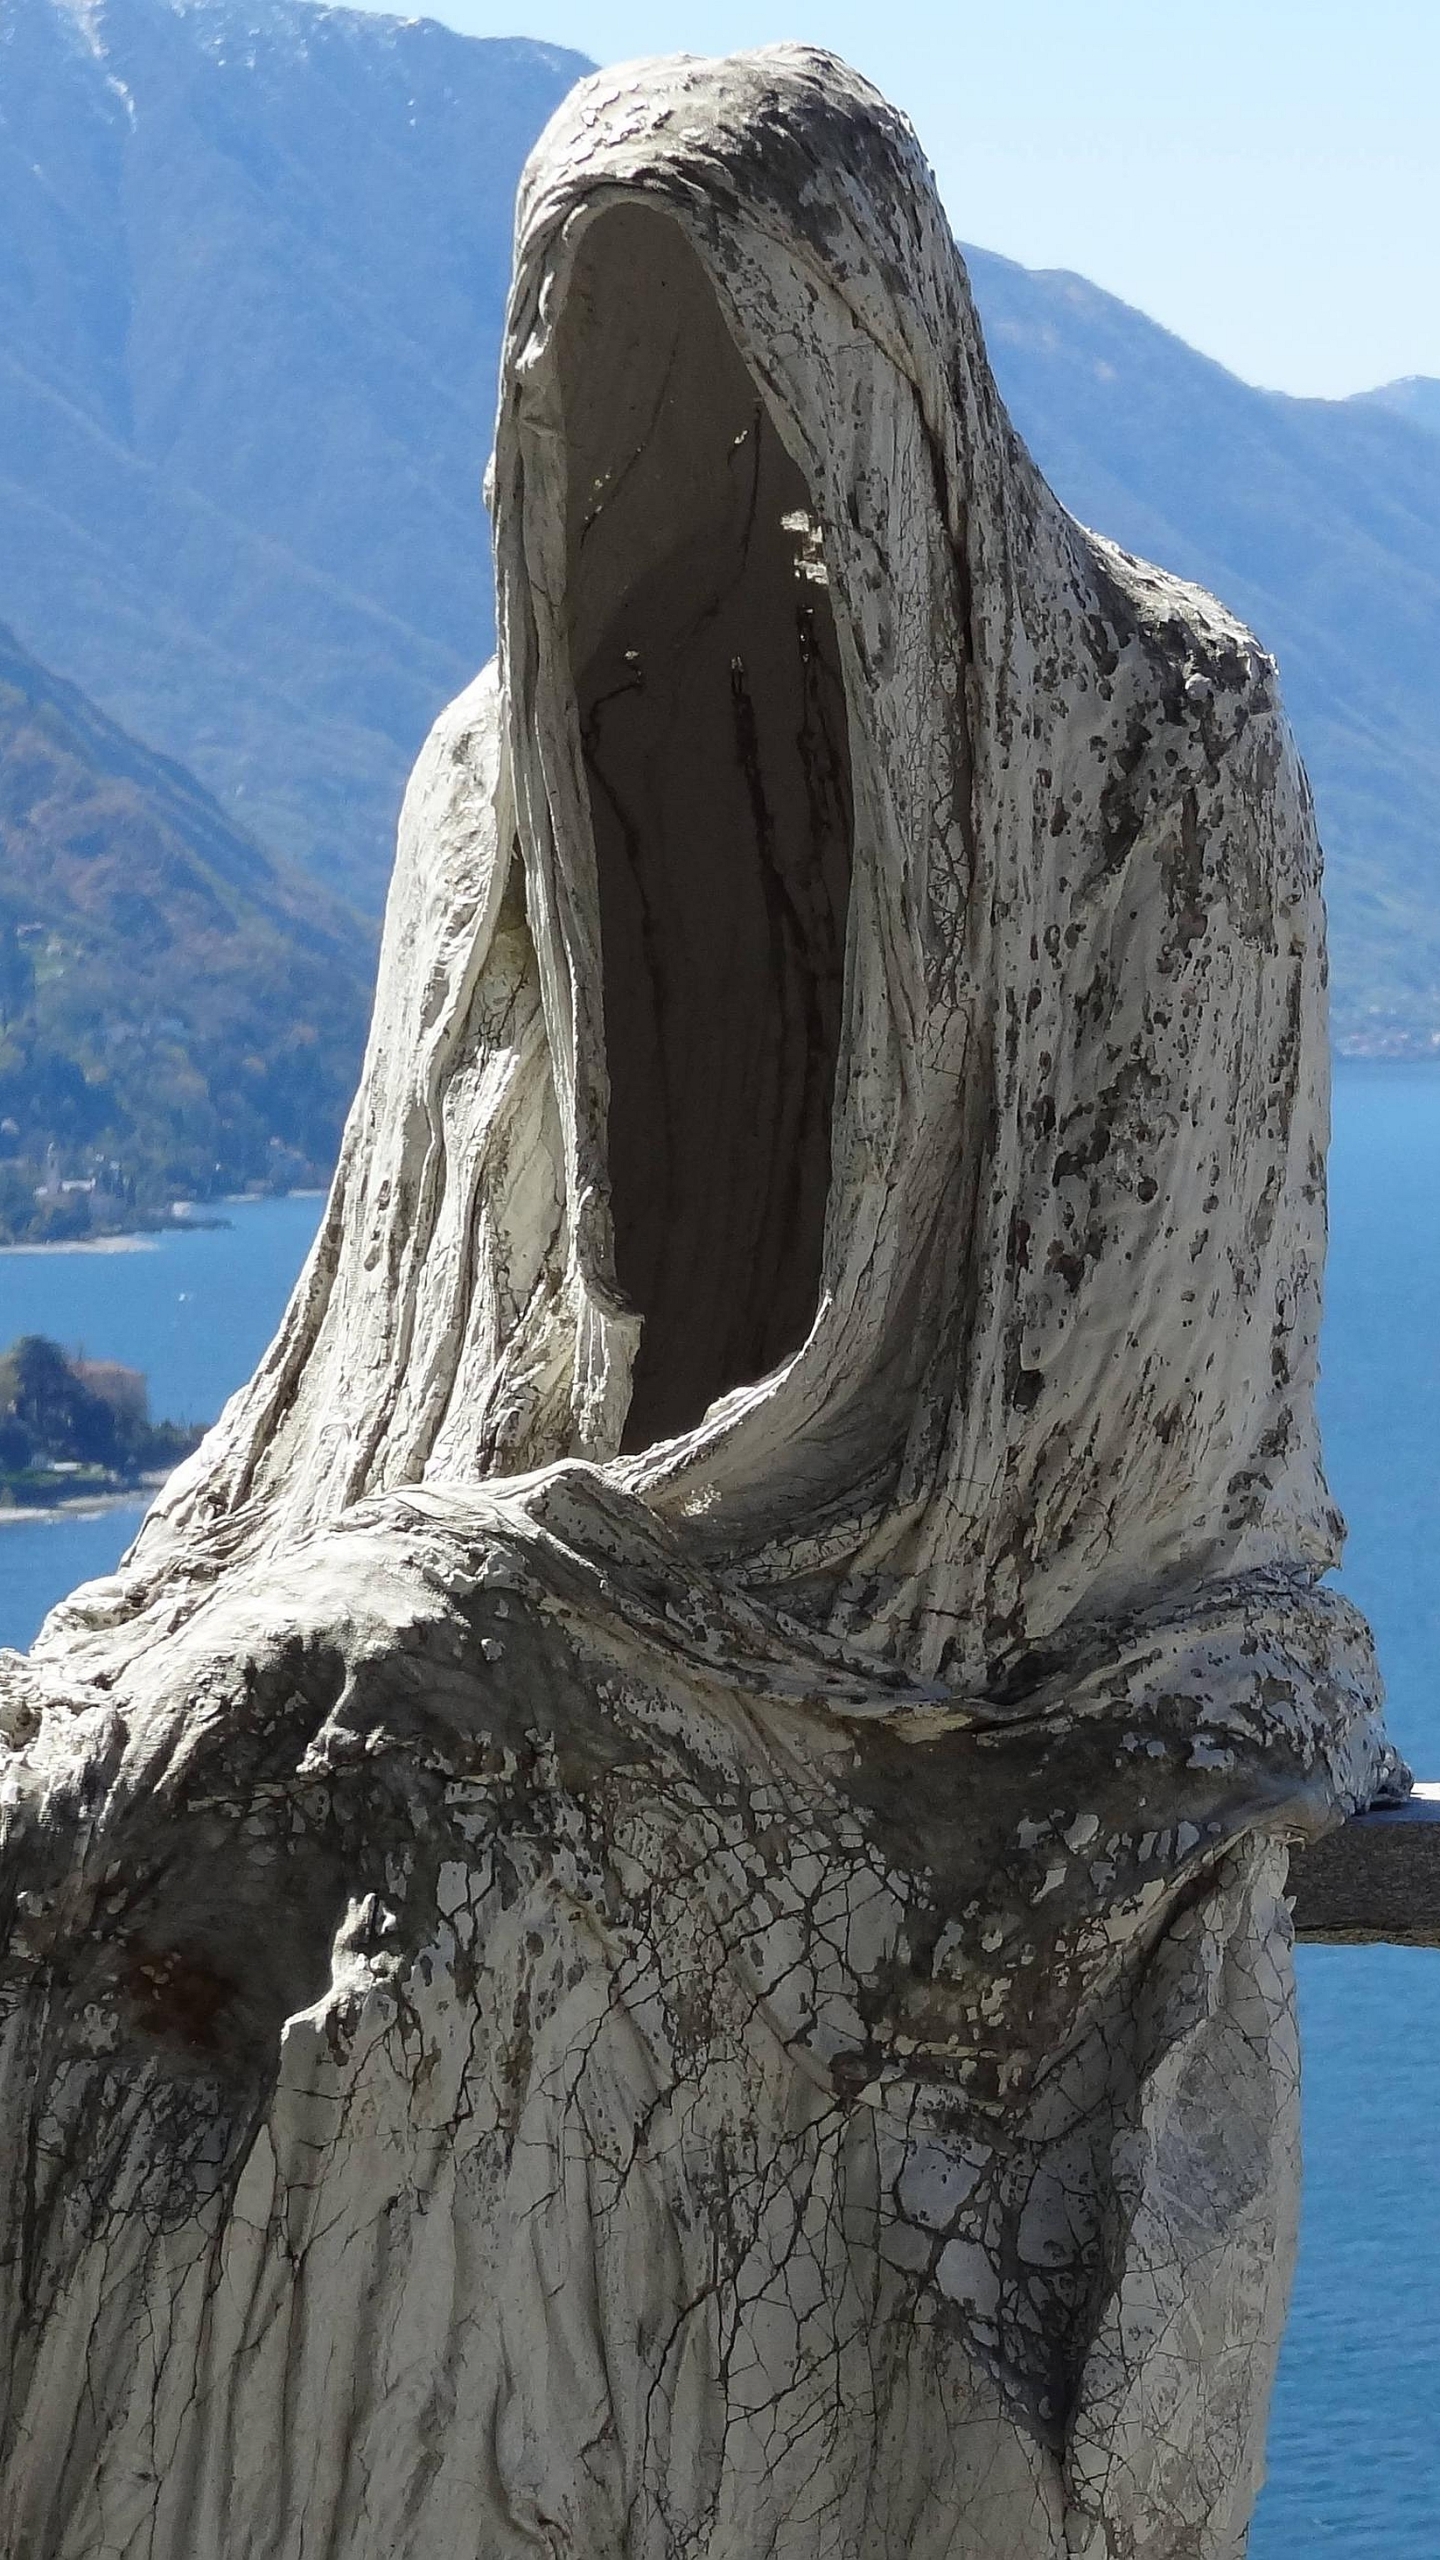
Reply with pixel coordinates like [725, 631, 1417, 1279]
[1352, 378, 1440, 440]
[965, 247, 1440, 1047]
[0, 0, 586, 903]
[0, 614, 373, 1236]
[4, 0, 1440, 1046]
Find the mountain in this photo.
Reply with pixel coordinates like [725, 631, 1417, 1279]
[1351, 378, 1440, 441]
[3, 0, 1440, 1047]
[966, 249, 1440, 1050]
[0, 0, 586, 906]
[0, 614, 372, 1238]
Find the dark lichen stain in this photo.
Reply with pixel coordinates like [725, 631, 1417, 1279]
[123, 1943, 238, 2054]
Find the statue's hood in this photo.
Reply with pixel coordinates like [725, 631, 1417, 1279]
[94, 48, 1338, 1688]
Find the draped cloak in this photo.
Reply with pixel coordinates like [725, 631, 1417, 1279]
[0, 46, 1402, 2560]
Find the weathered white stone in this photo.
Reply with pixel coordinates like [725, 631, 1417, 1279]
[0, 45, 1403, 2559]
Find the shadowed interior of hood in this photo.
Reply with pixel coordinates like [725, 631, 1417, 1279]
[558, 202, 854, 1454]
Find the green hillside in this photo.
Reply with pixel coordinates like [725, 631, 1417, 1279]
[0, 616, 372, 1241]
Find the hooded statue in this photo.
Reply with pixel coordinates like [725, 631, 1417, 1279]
[0, 47, 1403, 2560]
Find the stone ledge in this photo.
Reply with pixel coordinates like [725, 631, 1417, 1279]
[1291, 1782, 1440, 1944]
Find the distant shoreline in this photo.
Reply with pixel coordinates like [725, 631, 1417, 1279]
[0, 1188, 329, 1256]
[0, 1483, 160, 1526]
[0, 1235, 158, 1258]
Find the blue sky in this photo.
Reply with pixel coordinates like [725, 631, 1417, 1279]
[353, 0, 1439, 400]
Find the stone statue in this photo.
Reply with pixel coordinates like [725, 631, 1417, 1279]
[0, 47, 1403, 2560]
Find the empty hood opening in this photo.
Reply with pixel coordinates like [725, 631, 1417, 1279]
[556, 202, 854, 1453]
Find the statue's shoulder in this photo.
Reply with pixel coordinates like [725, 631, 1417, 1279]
[413, 658, 504, 788]
[1085, 529, 1282, 722]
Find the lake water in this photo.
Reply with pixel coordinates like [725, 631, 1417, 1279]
[0, 1193, 326, 1649]
[1253, 1066, 1440, 2560]
[1, 1083, 1437, 2553]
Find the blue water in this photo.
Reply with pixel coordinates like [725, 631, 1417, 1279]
[0, 1194, 325, 1653]
[1252, 1066, 1440, 2560]
[0, 1087, 1436, 2550]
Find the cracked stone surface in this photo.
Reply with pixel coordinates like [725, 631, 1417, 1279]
[0, 45, 1405, 2560]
